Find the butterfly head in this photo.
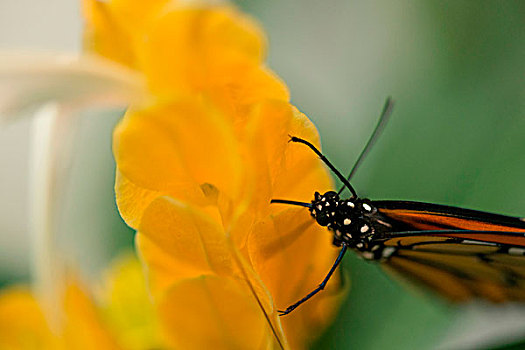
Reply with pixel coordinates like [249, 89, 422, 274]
[309, 191, 340, 226]
[310, 191, 379, 247]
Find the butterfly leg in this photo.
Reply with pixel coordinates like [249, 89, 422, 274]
[278, 244, 348, 316]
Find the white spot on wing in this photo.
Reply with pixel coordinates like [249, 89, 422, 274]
[509, 247, 525, 256]
[382, 247, 396, 258]
[461, 239, 497, 246]
[360, 224, 369, 233]
[344, 218, 351, 225]
[361, 252, 374, 260]
[363, 203, 372, 212]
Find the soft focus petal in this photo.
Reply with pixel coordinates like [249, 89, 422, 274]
[0, 288, 56, 349]
[137, 196, 234, 293]
[62, 283, 121, 349]
[267, 106, 333, 202]
[84, 1, 288, 115]
[238, 100, 333, 219]
[158, 275, 280, 350]
[0, 52, 145, 121]
[82, 0, 171, 67]
[247, 208, 346, 349]
[113, 99, 244, 216]
[140, 5, 266, 96]
[137, 197, 288, 347]
[208, 63, 289, 120]
[0, 283, 126, 349]
[100, 253, 165, 350]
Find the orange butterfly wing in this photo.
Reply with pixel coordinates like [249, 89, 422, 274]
[371, 201, 525, 302]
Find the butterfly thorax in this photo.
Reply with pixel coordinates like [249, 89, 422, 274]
[310, 191, 396, 260]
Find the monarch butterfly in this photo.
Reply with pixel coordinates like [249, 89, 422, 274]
[272, 98, 525, 316]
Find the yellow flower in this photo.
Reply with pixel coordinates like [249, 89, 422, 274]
[99, 253, 165, 350]
[0, 254, 165, 350]
[83, 1, 289, 114]
[0, 287, 57, 349]
[85, 1, 347, 348]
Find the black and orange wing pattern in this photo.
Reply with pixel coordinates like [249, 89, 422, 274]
[374, 201, 525, 302]
[274, 129, 525, 315]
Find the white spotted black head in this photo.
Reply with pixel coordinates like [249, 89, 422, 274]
[311, 194, 380, 248]
[309, 191, 340, 227]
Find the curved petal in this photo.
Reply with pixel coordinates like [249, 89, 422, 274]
[239, 100, 333, 218]
[113, 98, 244, 206]
[62, 282, 122, 349]
[0, 288, 56, 349]
[114, 170, 163, 229]
[158, 275, 279, 350]
[139, 5, 267, 97]
[137, 196, 235, 290]
[247, 208, 346, 349]
[270, 106, 333, 202]
[136, 196, 289, 348]
[0, 53, 145, 122]
[100, 253, 165, 350]
[208, 64, 290, 120]
[82, 0, 172, 67]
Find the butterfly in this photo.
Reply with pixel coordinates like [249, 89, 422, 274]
[272, 98, 525, 316]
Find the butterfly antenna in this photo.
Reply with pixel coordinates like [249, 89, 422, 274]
[338, 97, 395, 195]
[289, 136, 358, 198]
[270, 199, 312, 208]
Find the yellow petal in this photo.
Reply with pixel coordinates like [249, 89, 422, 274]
[83, 0, 135, 67]
[62, 283, 121, 350]
[247, 208, 346, 349]
[271, 106, 333, 202]
[0, 288, 56, 349]
[136, 233, 197, 296]
[207, 63, 290, 120]
[137, 196, 234, 292]
[100, 253, 165, 350]
[113, 99, 243, 214]
[139, 5, 267, 97]
[136, 197, 288, 347]
[82, 0, 172, 67]
[114, 170, 163, 229]
[239, 100, 333, 218]
[158, 275, 281, 350]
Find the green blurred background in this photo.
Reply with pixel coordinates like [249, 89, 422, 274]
[1, 0, 524, 349]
